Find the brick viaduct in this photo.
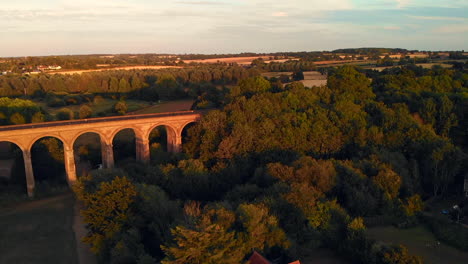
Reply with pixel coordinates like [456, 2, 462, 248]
[0, 111, 202, 197]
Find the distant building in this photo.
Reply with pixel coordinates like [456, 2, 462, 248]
[248, 251, 301, 264]
[248, 251, 271, 264]
[48, 65, 62, 70]
[36, 65, 62, 71]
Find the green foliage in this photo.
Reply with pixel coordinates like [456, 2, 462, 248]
[328, 65, 375, 103]
[236, 76, 271, 97]
[0, 97, 43, 124]
[9, 112, 26, 124]
[79, 105, 93, 119]
[70, 63, 468, 263]
[377, 245, 423, 264]
[114, 100, 128, 115]
[161, 203, 289, 264]
[56, 107, 74, 120]
[74, 175, 137, 254]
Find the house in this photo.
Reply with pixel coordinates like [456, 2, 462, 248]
[249, 251, 271, 264]
[248, 251, 301, 264]
[48, 65, 62, 70]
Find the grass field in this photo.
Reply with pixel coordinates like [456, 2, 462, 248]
[0, 193, 78, 264]
[37, 98, 152, 117]
[128, 99, 194, 114]
[366, 226, 468, 264]
[262, 71, 328, 87]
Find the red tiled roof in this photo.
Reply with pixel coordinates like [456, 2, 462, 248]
[248, 251, 271, 264]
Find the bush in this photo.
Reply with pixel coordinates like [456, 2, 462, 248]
[9, 112, 26, 124]
[421, 214, 468, 251]
[79, 105, 93, 119]
[46, 95, 66, 107]
[56, 108, 74, 120]
[114, 101, 128, 115]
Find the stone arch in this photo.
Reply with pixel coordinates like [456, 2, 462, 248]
[30, 136, 68, 187]
[28, 133, 69, 152]
[146, 124, 178, 161]
[71, 130, 106, 147]
[111, 127, 137, 164]
[0, 140, 26, 194]
[73, 131, 104, 176]
[145, 123, 178, 141]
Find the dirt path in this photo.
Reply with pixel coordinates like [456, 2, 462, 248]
[73, 200, 97, 264]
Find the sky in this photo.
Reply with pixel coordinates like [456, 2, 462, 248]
[0, 0, 467, 57]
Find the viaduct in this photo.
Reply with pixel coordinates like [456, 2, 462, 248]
[0, 111, 202, 197]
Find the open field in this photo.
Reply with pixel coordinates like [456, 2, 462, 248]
[37, 98, 152, 117]
[128, 99, 194, 114]
[367, 63, 453, 72]
[0, 193, 78, 264]
[52, 65, 181, 75]
[262, 71, 328, 87]
[366, 226, 468, 264]
[182, 56, 298, 65]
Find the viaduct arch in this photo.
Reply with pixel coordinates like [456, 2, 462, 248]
[0, 111, 201, 197]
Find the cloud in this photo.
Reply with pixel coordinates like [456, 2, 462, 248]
[396, 0, 411, 8]
[433, 24, 468, 34]
[176, 1, 228, 5]
[409, 15, 467, 21]
[383, 26, 401, 30]
[272, 12, 288, 17]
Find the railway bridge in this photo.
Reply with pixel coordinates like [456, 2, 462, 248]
[0, 111, 202, 197]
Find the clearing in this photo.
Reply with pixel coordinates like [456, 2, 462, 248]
[366, 226, 468, 264]
[262, 71, 328, 87]
[0, 193, 79, 264]
[128, 99, 194, 114]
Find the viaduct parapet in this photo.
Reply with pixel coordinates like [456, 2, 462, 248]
[0, 111, 202, 197]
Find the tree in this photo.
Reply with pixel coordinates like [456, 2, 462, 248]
[292, 71, 304, 81]
[56, 108, 74, 120]
[378, 245, 423, 264]
[31, 112, 45, 123]
[9, 112, 26, 124]
[236, 76, 271, 97]
[161, 207, 245, 264]
[373, 166, 402, 200]
[74, 175, 137, 254]
[114, 101, 128, 115]
[79, 105, 93, 119]
[328, 65, 375, 104]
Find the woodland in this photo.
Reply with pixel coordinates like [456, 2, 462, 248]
[0, 54, 467, 263]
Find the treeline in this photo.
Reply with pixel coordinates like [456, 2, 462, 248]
[333, 48, 410, 55]
[0, 65, 259, 100]
[0, 54, 181, 72]
[74, 66, 467, 263]
[252, 59, 316, 72]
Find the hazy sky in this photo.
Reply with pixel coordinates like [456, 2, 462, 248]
[1, 0, 467, 57]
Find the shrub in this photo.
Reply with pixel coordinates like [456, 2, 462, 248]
[79, 105, 93, 119]
[46, 95, 66, 107]
[421, 214, 468, 251]
[114, 101, 128, 115]
[31, 112, 45, 123]
[56, 108, 74, 120]
[9, 112, 26, 125]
